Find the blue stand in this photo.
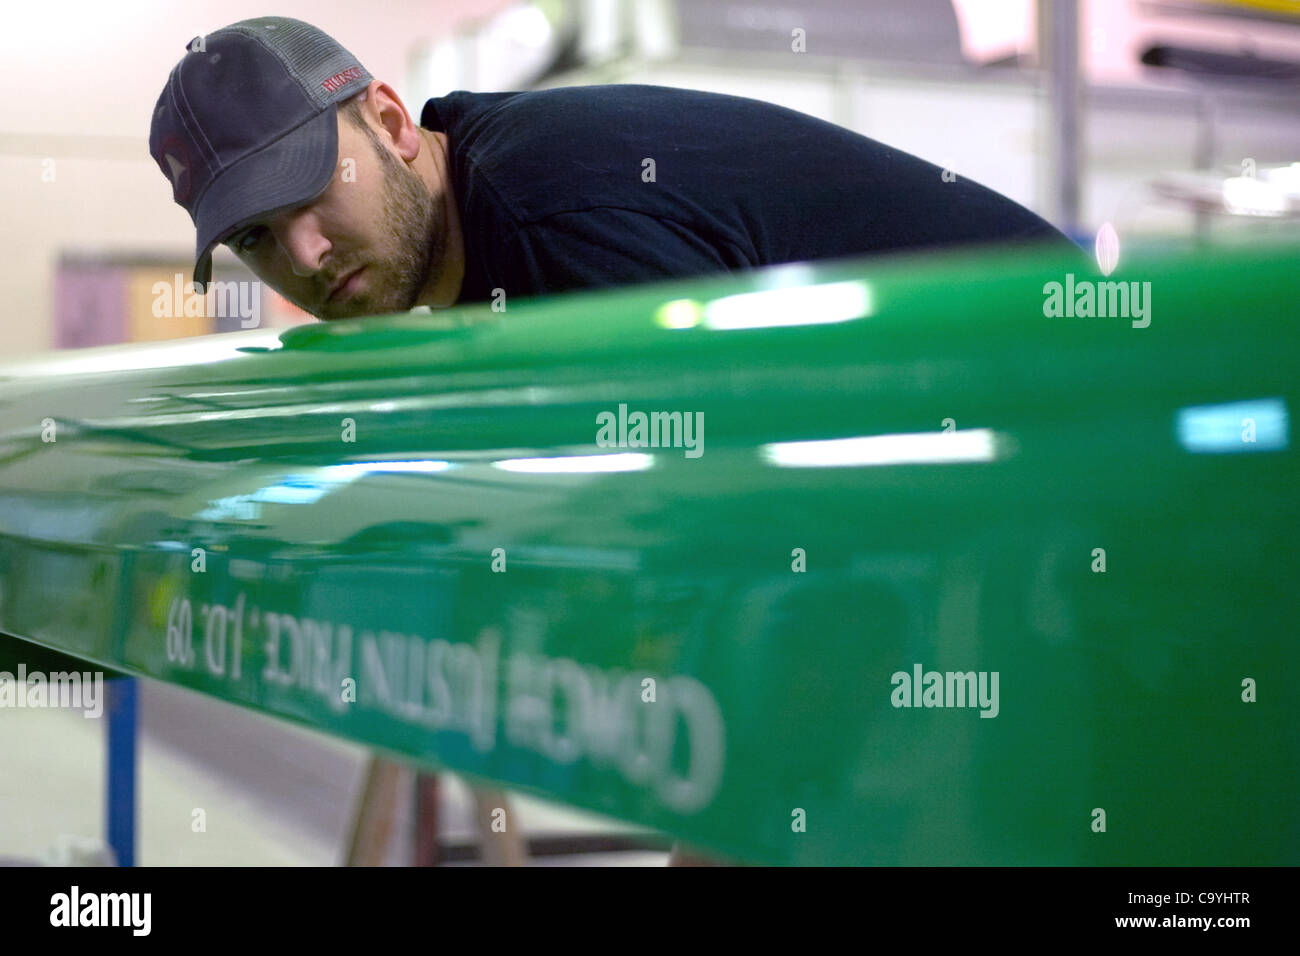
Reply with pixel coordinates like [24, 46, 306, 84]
[105, 677, 137, 867]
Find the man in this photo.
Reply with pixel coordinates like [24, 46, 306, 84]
[150, 16, 1074, 323]
[149, 17, 1071, 867]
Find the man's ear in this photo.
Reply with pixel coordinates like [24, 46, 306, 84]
[368, 82, 420, 161]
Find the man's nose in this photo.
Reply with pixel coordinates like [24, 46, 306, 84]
[271, 209, 330, 277]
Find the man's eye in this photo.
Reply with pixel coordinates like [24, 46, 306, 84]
[232, 227, 267, 253]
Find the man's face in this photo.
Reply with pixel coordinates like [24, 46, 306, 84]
[225, 114, 443, 320]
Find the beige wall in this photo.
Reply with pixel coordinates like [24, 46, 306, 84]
[0, 0, 515, 359]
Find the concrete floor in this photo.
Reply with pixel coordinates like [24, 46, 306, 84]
[0, 679, 668, 866]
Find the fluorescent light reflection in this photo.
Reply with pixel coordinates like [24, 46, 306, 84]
[317, 460, 455, 481]
[195, 460, 456, 519]
[1177, 399, 1288, 453]
[763, 429, 1004, 468]
[703, 280, 872, 330]
[493, 453, 653, 474]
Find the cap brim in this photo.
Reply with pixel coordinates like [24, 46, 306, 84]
[191, 106, 339, 290]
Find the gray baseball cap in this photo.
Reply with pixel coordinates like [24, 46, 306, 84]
[149, 17, 373, 290]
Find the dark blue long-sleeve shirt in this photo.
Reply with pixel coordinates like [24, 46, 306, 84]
[419, 84, 1075, 303]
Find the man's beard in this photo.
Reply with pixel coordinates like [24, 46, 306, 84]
[320, 130, 443, 319]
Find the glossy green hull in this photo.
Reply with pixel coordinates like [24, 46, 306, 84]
[0, 242, 1295, 864]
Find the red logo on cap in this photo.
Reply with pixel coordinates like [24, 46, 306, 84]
[322, 66, 363, 94]
[159, 135, 192, 203]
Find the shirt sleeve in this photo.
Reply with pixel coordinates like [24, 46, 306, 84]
[498, 207, 744, 299]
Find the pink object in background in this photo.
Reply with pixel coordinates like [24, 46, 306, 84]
[53, 262, 127, 349]
[950, 0, 1300, 81]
